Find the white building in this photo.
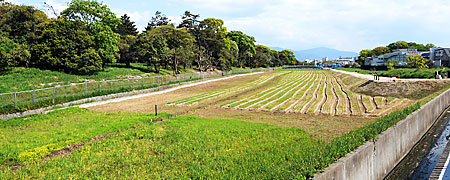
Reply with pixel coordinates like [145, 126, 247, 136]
[335, 57, 356, 65]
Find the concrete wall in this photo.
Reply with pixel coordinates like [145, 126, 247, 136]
[314, 88, 450, 180]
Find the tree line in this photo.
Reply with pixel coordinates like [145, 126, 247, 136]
[0, 0, 298, 75]
[358, 41, 436, 63]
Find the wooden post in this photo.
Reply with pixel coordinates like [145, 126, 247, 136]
[155, 104, 158, 116]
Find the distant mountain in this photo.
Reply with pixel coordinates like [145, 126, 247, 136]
[270, 47, 358, 60]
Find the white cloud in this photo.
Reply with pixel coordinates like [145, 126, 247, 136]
[112, 9, 153, 31]
[42, 0, 67, 18]
[175, 0, 450, 52]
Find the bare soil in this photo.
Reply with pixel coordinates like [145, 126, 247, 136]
[355, 81, 450, 100]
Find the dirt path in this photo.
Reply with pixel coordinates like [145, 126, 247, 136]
[79, 72, 266, 108]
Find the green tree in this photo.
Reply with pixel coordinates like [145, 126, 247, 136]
[134, 30, 169, 73]
[254, 45, 272, 67]
[270, 50, 281, 67]
[178, 11, 202, 69]
[0, 0, 14, 18]
[61, 0, 120, 64]
[279, 50, 297, 65]
[145, 11, 171, 31]
[152, 25, 196, 74]
[197, 18, 229, 71]
[116, 14, 138, 36]
[0, 34, 30, 70]
[227, 31, 256, 68]
[406, 54, 429, 69]
[425, 43, 437, 50]
[0, 4, 47, 42]
[387, 41, 408, 51]
[118, 35, 137, 67]
[371, 46, 390, 56]
[31, 19, 102, 74]
[358, 49, 372, 64]
[386, 60, 399, 70]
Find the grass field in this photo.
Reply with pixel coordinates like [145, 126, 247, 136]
[0, 63, 202, 93]
[1, 69, 446, 179]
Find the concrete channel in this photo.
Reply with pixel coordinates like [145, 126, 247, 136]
[386, 107, 450, 179]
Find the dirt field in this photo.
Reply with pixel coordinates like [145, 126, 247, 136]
[89, 70, 423, 140]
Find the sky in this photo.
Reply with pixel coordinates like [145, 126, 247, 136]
[6, 0, 450, 52]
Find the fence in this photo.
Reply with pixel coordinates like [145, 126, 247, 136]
[0, 68, 268, 114]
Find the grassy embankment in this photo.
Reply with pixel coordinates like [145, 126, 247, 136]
[0, 63, 198, 93]
[337, 67, 450, 79]
[0, 64, 255, 115]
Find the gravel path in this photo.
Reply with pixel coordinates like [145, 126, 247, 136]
[79, 72, 265, 108]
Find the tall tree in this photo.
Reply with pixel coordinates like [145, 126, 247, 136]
[0, 4, 47, 43]
[116, 14, 138, 36]
[358, 49, 372, 64]
[145, 11, 171, 31]
[178, 11, 202, 70]
[0, 34, 30, 70]
[371, 46, 390, 56]
[279, 50, 297, 65]
[117, 35, 137, 67]
[31, 19, 102, 74]
[151, 25, 196, 74]
[387, 41, 408, 51]
[197, 18, 228, 71]
[61, 0, 120, 64]
[134, 30, 169, 73]
[227, 31, 256, 68]
[254, 45, 272, 67]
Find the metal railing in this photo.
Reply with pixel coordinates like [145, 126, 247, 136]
[0, 68, 268, 111]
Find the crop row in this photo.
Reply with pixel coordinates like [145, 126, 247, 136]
[168, 73, 282, 105]
[225, 71, 316, 109]
[223, 70, 403, 117]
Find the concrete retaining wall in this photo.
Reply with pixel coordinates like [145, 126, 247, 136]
[314, 88, 450, 180]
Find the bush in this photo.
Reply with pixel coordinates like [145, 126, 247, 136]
[0, 35, 30, 70]
[31, 18, 103, 75]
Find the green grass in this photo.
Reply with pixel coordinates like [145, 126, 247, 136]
[337, 67, 450, 79]
[168, 73, 276, 105]
[0, 77, 202, 115]
[0, 108, 171, 165]
[0, 63, 196, 93]
[269, 76, 311, 110]
[0, 102, 423, 179]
